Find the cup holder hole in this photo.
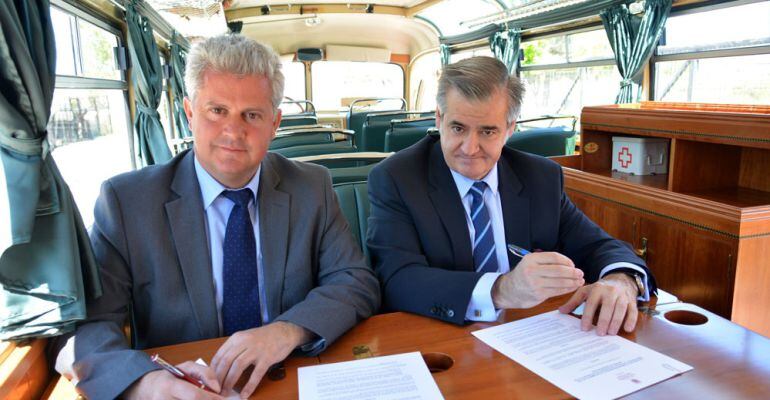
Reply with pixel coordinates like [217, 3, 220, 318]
[664, 310, 708, 325]
[422, 352, 454, 373]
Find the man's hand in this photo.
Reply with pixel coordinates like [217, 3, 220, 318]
[211, 321, 313, 399]
[124, 361, 223, 400]
[492, 252, 584, 309]
[559, 272, 639, 336]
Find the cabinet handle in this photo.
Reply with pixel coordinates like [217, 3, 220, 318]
[635, 237, 648, 260]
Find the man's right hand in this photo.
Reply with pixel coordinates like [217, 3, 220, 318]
[123, 361, 224, 400]
[491, 252, 584, 309]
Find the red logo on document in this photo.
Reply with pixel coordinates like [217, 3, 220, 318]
[618, 147, 633, 168]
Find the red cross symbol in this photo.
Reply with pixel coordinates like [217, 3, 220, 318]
[618, 147, 633, 168]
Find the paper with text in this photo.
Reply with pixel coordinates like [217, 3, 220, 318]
[298, 352, 444, 400]
[472, 311, 692, 400]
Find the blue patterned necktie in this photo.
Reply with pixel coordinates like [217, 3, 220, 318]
[470, 181, 499, 273]
[221, 188, 262, 336]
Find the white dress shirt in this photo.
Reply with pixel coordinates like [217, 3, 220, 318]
[448, 164, 650, 322]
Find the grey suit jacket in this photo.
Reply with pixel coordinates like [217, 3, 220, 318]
[51, 150, 380, 399]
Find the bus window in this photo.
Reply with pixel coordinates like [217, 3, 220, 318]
[409, 52, 441, 111]
[450, 47, 493, 63]
[282, 61, 307, 102]
[519, 28, 618, 119]
[311, 61, 404, 111]
[653, 1, 770, 104]
[47, 4, 132, 228]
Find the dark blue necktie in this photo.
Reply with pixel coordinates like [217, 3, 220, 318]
[470, 181, 499, 273]
[221, 188, 262, 336]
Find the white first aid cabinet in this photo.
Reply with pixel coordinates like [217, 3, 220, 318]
[611, 137, 669, 175]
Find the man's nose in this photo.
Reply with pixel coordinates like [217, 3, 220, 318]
[461, 132, 480, 154]
[222, 114, 247, 135]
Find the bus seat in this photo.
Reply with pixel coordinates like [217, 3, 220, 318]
[270, 132, 334, 150]
[332, 180, 371, 264]
[290, 151, 390, 172]
[345, 98, 406, 146]
[505, 127, 577, 157]
[271, 141, 357, 159]
[361, 111, 434, 152]
[279, 116, 318, 128]
[384, 117, 436, 152]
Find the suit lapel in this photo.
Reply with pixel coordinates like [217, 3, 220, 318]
[427, 140, 474, 270]
[498, 153, 530, 269]
[257, 154, 290, 320]
[166, 151, 219, 338]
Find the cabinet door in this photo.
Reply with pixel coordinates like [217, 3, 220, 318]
[566, 189, 638, 245]
[639, 216, 736, 318]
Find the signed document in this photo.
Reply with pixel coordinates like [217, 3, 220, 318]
[472, 311, 692, 400]
[298, 352, 444, 400]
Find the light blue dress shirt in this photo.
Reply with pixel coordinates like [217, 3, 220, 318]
[449, 164, 650, 322]
[194, 157, 269, 333]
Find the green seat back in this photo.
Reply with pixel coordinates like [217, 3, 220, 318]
[280, 116, 318, 128]
[505, 127, 577, 157]
[361, 112, 433, 152]
[384, 119, 436, 152]
[271, 141, 356, 159]
[270, 132, 333, 150]
[329, 164, 376, 185]
[332, 180, 371, 264]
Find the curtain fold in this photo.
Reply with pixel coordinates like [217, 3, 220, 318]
[170, 31, 190, 139]
[0, 0, 101, 340]
[126, 0, 171, 165]
[439, 44, 451, 66]
[601, 0, 672, 103]
[489, 29, 521, 74]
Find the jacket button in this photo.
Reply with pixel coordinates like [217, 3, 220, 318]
[447, 309, 455, 318]
[430, 307, 438, 314]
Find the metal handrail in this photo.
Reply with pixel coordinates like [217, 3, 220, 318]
[348, 97, 407, 113]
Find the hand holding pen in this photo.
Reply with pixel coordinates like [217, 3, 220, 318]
[490, 245, 584, 309]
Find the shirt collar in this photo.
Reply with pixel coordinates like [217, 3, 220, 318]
[194, 155, 261, 210]
[449, 163, 499, 199]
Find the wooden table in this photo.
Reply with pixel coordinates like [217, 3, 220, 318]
[45, 297, 770, 399]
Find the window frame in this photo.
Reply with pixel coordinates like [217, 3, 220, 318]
[308, 60, 406, 112]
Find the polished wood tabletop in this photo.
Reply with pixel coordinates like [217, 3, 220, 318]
[44, 296, 770, 399]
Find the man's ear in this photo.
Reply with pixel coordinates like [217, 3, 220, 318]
[183, 97, 194, 131]
[435, 107, 442, 129]
[505, 121, 516, 140]
[271, 108, 282, 139]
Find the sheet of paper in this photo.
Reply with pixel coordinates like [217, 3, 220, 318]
[472, 310, 692, 400]
[298, 352, 444, 400]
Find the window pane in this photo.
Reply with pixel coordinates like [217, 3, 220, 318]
[654, 54, 770, 104]
[520, 65, 620, 119]
[521, 36, 566, 66]
[417, 0, 501, 36]
[409, 52, 441, 111]
[450, 47, 493, 63]
[48, 89, 132, 227]
[78, 19, 120, 80]
[658, 2, 770, 55]
[311, 61, 404, 111]
[282, 61, 306, 102]
[51, 7, 76, 76]
[567, 29, 614, 62]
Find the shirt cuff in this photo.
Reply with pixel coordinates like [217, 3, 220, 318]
[465, 272, 503, 321]
[599, 262, 650, 302]
[300, 337, 326, 354]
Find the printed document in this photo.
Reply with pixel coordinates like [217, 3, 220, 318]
[298, 352, 444, 400]
[472, 311, 692, 400]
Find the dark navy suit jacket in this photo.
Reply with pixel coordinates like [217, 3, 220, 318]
[366, 135, 654, 324]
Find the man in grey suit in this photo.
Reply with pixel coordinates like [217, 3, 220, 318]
[52, 34, 380, 400]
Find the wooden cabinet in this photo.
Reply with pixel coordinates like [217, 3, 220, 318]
[559, 102, 770, 337]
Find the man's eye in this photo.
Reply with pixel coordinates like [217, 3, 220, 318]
[211, 107, 224, 114]
[451, 126, 464, 134]
[246, 112, 260, 120]
[482, 129, 496, 136]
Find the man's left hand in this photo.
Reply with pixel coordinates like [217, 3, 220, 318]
[211, 321, 312, 399]
[558, 273, 639, 336]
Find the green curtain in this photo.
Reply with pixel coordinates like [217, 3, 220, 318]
[126, 0, 171, 165]
[170, 31, 190, 139]
[601, 0, 672, 103]
[489, 29, 521, 74]
[439, 44, 451, 66]
[0, 0, 101, 340]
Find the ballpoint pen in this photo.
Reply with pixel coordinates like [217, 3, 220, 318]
[506, 244, 531, 258]
[151, 353, 217, 393]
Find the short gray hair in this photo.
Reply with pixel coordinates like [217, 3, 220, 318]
[184, 34, 284, 111]
[436, 56, 525, 125]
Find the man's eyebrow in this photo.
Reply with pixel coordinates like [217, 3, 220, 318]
[448, 120, 467, 127]
[479, 125, 500, 131]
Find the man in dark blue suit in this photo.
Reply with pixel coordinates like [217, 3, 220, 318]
[367, 56, 655, 335]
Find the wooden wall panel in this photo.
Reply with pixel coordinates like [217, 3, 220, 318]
[732, 237, 770, 338]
